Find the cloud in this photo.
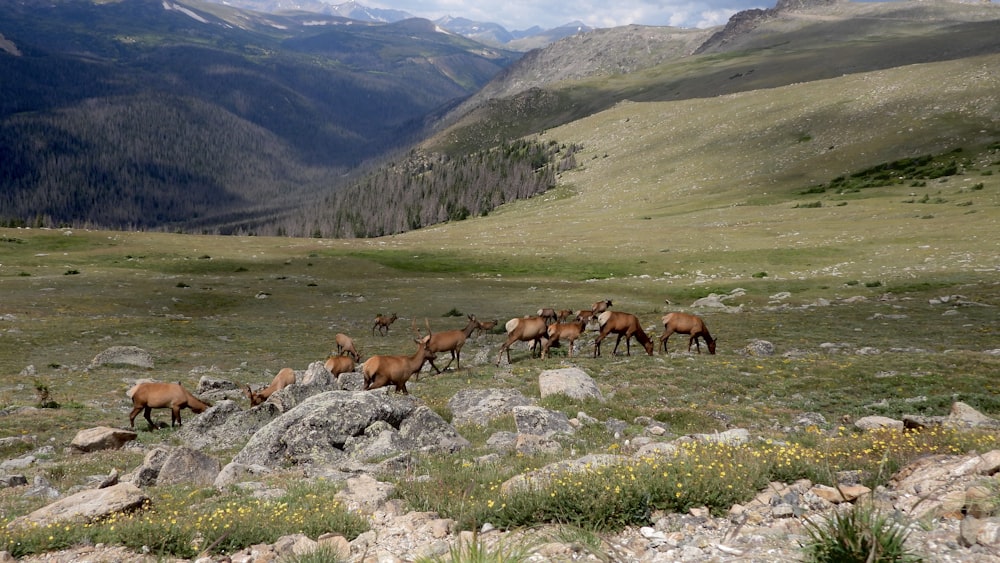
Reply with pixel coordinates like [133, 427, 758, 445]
[366, 0, 769, 31]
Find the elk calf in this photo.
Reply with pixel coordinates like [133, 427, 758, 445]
[420, 315, 478, 373]
[372, 313, 398, 336]
[661, 312, 716, 354]
[244, 367, 296, 406]
[127, 381, 211, 429]
[335, 333, 362, 361]
[541, 317, 587, 359]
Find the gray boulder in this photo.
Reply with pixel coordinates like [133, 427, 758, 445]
[512, 406, 573, 437]
[7, 482, 148, 529]
[69, 427, 137, 453]
[157, 447, 221, 487]
[175, 400, 282, 451]
[538, 368, 604, 402]
[231, 391, 468, 468]
[90, 346, 153, 369]
[447, 389, 535, 427]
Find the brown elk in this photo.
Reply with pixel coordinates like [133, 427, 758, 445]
[361, 339, 437, 394]
[419, 315, 478, 373]
[324, 355, 356, 377]
[495, 315, 550, 366]
[556, 309, 574, 322]
[474, 318, 499, 337]
[593, 311, 654, 357]
[335, 332, 362, 361]
[591, 299, 613, 314]
[372, 313, 398, 336]
[244, 367, 296, 407]
[660, 312, 717, 354]
[127, 381, 211, 429]
[537, 308, 558, 325]
[541, 317, 588, 359]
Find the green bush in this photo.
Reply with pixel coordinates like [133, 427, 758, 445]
[801, 502, 921, 562]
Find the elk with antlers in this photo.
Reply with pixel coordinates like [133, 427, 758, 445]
[335, 332, 362, 361]
[660, 312, 717, 354]
[372, 313, 398, 336]
[418, 315, 478, 373]
[593, 311, 654, 357]
[495, 315, 550, 365]
[541, 316, 588, 359]
[244, 367, 296, 407]
[361, 339, 436, 394]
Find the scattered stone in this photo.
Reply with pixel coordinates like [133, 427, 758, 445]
[447, 389, 535, 427]
[69, 426, 137, 453]
[512, 405, 573, 437]
[538, 367, 604, 402]
[743, 340, 774, 356]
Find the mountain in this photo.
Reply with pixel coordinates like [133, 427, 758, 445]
[202, 0, 591, 48]
[0, 0, 519, 232]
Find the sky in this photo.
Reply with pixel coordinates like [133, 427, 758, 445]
[365, 0, 774, 31]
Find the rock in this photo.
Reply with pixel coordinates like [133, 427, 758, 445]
[7, 482, 148, 529]
[949, 401, 1000, 428]
[299, 361, 334, 386]
[231, 391, 467, 468]
[447, 389, 535, 427]
[89, 346, 153, 369]
[194, 376, 244, 402]
[175, 399, 282, 451]
[272, 533, 318, 557]
[743, 340, 774, 356]
[853, 415, 904, 431]
[69, 426, 137, 453]
[538, 367, 604, 402]
[0, 475, 28, 489]
[513, 433, 562, 456]
[130, 447, 171, 487]
[501, 453, 626, 494]
[512, 406, 573, 437]
[334, 474, 395, 512]
[214, 462, 272, 489]
[156, 447, 221, 487]
[683, 428, 750, 446]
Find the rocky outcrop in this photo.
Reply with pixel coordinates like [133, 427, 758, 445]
[6, 483, 147, 530]
[69, 427, 136, 453]
[231, 391, 469, 468]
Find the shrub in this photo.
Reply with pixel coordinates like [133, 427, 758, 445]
[801, 501, 921, 562]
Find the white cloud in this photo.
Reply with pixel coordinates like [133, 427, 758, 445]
[365, 0, 771, 31]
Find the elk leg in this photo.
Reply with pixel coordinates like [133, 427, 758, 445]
[128, 406, 142, 429]
[143, 407, 155, 429]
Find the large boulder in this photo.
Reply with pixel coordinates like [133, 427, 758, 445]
[70, 427, 137, 453]
[538, 368, 604, 402]
[156, 447, 221, 487]
[447, 389, 535, 427]
[7, 483, 148, 529]
[90, 346, 154, 369]
[231, 391, 468, 468]
[175, 400, 282, 451]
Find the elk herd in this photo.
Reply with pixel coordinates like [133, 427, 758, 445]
[126, 299, 716, 428]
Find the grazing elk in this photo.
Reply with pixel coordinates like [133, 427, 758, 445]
[591, 299, 613, 314]
[372, 313, 398, 336]
[419, 315, 478, 373]
[541, 317, 588, 359]
[244, 367, 296, 407]
[474, 318, 499, 338]
[537, 308, 558, 325]
[361, 339, 437, 394]
[127, 381, 211, 429]
[495, 315, 550, 366]
[593, 311, 654, 357]
[335, 332, 362, 361]
[324, 354, 356, 377]
[660, 312, 717, 354]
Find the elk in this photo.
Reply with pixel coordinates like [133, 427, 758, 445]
[537, 308, 558, 325]
[244, 367, 296, 407]
[372, 313, 398, 336]
[361, 339, 437, 394]
[591, 299, 613, 314]
[324, 354, 356, 376]
[335, 332, 362, 361]
[660, 312, 717, 354]
[541, 317, 588, 359]
[127, 381, 211, 429]
[495, 315, 550, 366]
[593, 311, 654, 357]
[474, 318, 499, 338]
[556, 309, 574, 322]
[419, 315, 478, 373]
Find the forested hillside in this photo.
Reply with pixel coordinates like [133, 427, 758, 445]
[0, 0, 518, 231]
